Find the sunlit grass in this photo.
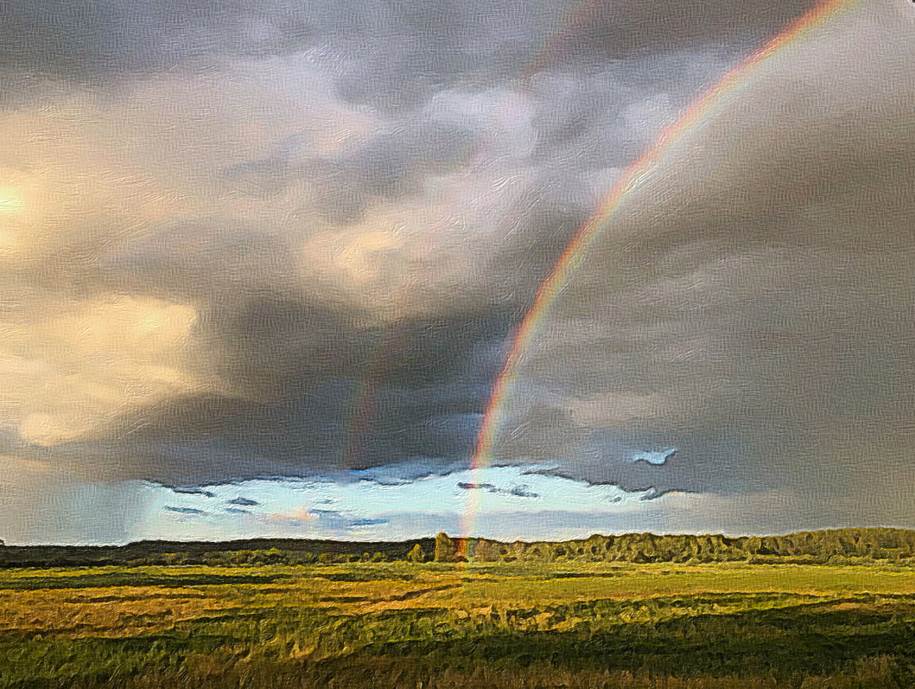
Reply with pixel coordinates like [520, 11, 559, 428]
[1, 561, 914, 688]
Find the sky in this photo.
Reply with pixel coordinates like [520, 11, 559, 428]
[0, 0, 913, 544]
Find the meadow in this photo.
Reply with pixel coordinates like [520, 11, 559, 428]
[2, 559, 915, 688]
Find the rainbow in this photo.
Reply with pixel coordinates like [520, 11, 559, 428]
[459, 0, 854, 548]
[341, 329, 394, 472]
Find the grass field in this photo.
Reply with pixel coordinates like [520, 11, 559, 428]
[2, 561, 915, 688]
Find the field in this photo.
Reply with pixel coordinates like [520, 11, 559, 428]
[2, 561, 915, 688]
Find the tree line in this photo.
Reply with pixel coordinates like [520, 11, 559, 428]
[433, 528, 915, 564]
[0, 537, 434, 568]
[3, 528, 914, 567]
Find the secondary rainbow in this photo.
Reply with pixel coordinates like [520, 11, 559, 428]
[459, 0, 854, 545]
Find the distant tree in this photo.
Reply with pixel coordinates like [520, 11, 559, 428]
[407, 544, 426, 563]
[162, 552, 188, 566]
[434, 532, 455, 562]
[263, 547, 285, 564]
[473, 539, 500, 562]
[371, 551, 386, 562]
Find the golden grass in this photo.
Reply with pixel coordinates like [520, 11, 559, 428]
[1, 561, 914, 688]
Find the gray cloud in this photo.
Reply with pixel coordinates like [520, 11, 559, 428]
[224, 118, 479, 224]
[0, 1, 315, 81]
[1, 0, 911, 540]
[457, 482, 540, 499]
[171, 487, 216, 498]
[164, 506, 206, 516]
[486, 1, 915, 524]
[52, 306, 509, 486]
[227, 497, 259, 507]
[0, 1, 818, 108]
[269, 508, 389, 532]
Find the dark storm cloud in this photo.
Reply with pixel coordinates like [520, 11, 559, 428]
[0, 1, 316, 79]
[95, 228, 515, 480]
[485, 1, 915, 524]
[0, 0, 818, 106]
[226, 118, 479, 224]
[98, 223, 306, 303]
[33, 300, 512, 486]
[525, 51, 735, 169]
[4, 0, 912, 538]
[311, 120, 479, 224]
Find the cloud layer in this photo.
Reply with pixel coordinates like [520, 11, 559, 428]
[1, 0, 912, 540]
[488, 1, 915, 525]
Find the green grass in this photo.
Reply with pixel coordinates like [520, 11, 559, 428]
[1, 561, 914, 688]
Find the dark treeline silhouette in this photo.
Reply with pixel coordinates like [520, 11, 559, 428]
[2, 528, 914, 568]
[434, 528, 915, 564]
[0, 538, 433, 568]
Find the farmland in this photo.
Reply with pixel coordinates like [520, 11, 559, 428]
[2, 559, 915, 688]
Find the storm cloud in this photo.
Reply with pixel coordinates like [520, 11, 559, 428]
[487, 1, 915, 525]
[0, 0, 912, 542]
